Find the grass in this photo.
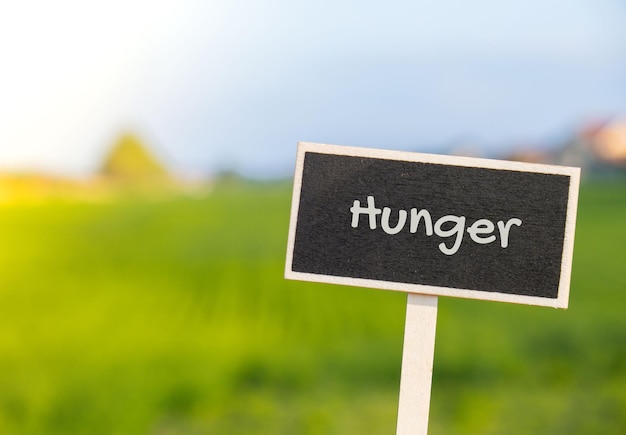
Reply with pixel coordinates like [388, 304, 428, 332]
[0, 181, 624, 433]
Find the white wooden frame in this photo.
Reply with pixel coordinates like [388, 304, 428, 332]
[285, 141, 580, 308]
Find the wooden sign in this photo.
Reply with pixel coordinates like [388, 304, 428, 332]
[285, 142, 580, 308]
[285, 141, 580, 434]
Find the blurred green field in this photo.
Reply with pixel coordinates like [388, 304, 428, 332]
[0, 181, 624, 434]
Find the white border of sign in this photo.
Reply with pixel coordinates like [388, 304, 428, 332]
[285, 142, 581, 308]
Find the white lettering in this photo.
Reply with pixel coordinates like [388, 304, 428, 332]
[381, 207, 408, 235]
[467, 219, 496, 244]
[497, 218, 522, 248]
[434, 215, 466, 255]
[410, 208, 433, 235]
[349, 196, 522, 255]
[350, 196, 381, 229]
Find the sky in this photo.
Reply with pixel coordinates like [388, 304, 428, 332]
[1, 0, 625, 178]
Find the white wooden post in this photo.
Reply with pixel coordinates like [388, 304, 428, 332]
[396, 293, 438, 435]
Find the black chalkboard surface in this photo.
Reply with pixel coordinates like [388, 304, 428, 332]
[285, 142, 580, 308]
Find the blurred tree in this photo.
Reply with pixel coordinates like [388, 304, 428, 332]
[101, 132, 171, 184]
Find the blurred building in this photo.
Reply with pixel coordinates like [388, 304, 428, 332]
[555, 116, 626, 178]
[503, 116, 626, 179]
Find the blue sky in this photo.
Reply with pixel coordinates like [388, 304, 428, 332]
[1, 0, 625, 177]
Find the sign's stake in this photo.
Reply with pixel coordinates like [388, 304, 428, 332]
[396, 293, 438, 435]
